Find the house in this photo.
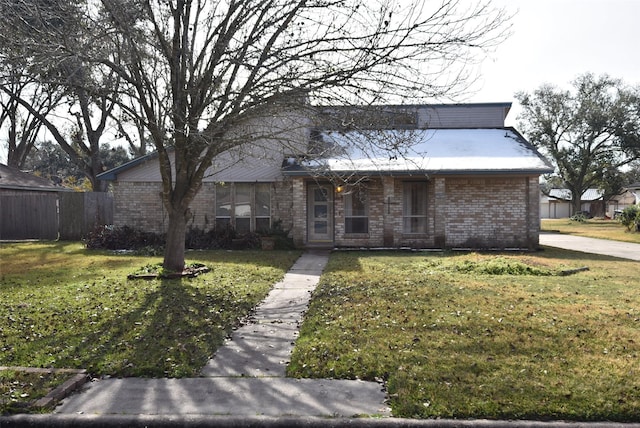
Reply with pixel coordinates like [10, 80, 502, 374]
[98, 103, 554, 250]
[626, 183, 640, 205]
[0, 163, 66, 195]
[540, 188, 637, 219]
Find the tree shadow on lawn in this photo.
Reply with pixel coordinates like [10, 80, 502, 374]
[50, 277, 253, 379]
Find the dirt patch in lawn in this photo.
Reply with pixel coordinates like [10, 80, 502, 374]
[127, 262, 211, 279]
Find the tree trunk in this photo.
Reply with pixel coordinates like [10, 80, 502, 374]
[572, 197, 582, 216]
[163, 208, 189, 272]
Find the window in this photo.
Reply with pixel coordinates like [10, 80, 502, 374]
[215, 184, 232, 229]
[255, 183, 271, 233]
[345, 187, 368, 234]
[403, 182, 427, 233]
[235, 183, 251, 234]
[215, 183, 271, 232]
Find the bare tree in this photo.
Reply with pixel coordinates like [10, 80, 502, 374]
[0, 67, 63, 168]
[111, 99, 153, 158]
[2, 0, 510, 270]
[0, 75, 118, 191]
[0, 0, 144, 190]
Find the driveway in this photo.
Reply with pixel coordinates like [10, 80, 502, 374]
[540, 233, 640, 261]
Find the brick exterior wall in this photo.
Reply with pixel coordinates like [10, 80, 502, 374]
[113, 174, 541, 249]
[290, 178, 306, 247]
[113, 180, 295, 236]
[272, 178, 295, 234]
[112, 181, 166, 233]
[441, 176, 537, 249]
[288, 175, 540, 249]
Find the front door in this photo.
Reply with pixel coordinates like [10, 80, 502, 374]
[307, 184, 333, 243]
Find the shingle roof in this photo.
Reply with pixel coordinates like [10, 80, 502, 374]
[625, 182, 640, 191]
[0, 164, 67, 192]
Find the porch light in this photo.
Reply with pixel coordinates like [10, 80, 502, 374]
[336, 185, 344, 193]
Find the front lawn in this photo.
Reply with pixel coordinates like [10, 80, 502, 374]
[542, 218, 640, 244]
[0, 242, 300, 381]
[288, 250, 640, 421]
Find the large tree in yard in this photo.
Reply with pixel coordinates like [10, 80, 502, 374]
[517, 74, 640, 215]
[3, 0, 510, 270]
[0, 67, 63, 168]
[0, 0, 144, 191]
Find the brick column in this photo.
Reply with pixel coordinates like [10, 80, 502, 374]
[433, 177, 446, 247]
[526, 176, 541, 249]
[382, 176, 395, 246]
[291, 178, 306, 247]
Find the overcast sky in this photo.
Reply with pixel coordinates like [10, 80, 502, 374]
[3, 1, 640, 163]
[462, 0, 640, 125]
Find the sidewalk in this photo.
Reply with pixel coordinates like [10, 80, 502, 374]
[51, 250, 391, 418]
[540, 233, 640, 261]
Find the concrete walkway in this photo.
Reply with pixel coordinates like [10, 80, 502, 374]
[540, 233, 640, 261]
[53, 250, 391, 418]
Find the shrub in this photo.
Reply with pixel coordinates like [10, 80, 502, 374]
[618, 205, 640, 232]
[84, 225, 164, 250]
[211, 223, 239, 249]
[236, 232, 261, 250]
[258, 219, 295, 249]
[570, 212, 588, 222]
[85, 224, 266, 251]
[185, 226, 221, 249]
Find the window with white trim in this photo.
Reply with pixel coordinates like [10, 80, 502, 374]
[403, 182, 427, 234]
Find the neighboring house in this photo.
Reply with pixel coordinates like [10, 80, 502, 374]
[0, 163, 65, 195]
[540, 188, 637, 219]
[626, 182, 640, 205]
[99, 102, 554, 249]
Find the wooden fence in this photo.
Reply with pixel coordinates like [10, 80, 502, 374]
[0, 192, 113, 241]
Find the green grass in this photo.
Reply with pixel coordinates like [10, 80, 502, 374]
[542, 218, 640, 244]
[0, 369, 78, 414]
[4, 241, 639, 420]
[0, 242, 301, 380]
[288, 250, 640, 421]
